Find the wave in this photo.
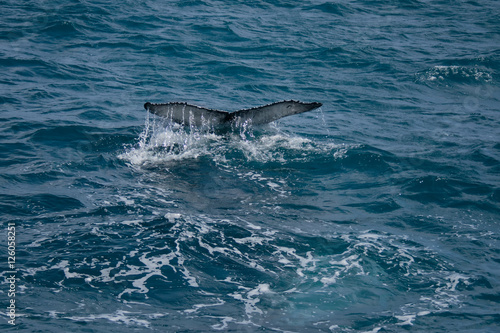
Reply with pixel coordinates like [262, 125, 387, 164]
[18, 210, 480, 331]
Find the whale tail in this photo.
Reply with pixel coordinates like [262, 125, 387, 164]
[144, 100, 322, 127]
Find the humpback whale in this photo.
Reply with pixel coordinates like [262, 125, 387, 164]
[144, 100, 322, 127]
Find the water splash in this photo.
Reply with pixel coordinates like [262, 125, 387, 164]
[417, 65, 493, 84]
[119, 112, 346, 167]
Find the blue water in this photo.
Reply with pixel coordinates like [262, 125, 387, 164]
[1, 0, 500, 332]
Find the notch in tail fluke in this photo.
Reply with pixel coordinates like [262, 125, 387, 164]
[144, 100, 322, 127]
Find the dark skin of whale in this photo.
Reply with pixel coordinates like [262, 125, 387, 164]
[144, 100, 322, 127]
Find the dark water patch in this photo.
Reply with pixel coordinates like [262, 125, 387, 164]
[417, 312, 500, 332]
[394, 155, 461, 175]
[475, 293, 500, 303]
[29, 193, 85, 212]
[278, 202, 325, 212]
[346, 198, 401, 214]
[67, 203, 145, 220]
[176, 0, 208, 7]
[40, 20, 81, 38]
[401, 176, 461, 205]
[294, 235, 350, 257]
[0, 94, 19, 105]
[339, 145, 393, 173]
[461, 183, 495, 196]
[239, 83, 293, 94]
[69, 177, 121, 194]
[83, 132, 138, 153]
[453, 241, 500, 264]
[30, 125, 99, 146]
[53, 62, 110, 81]
[447, 199, 500, 213]
[491, 189, 500, 203]
[307, 2, 352, 15]
[1, 169, 64, 186]
[76, 109, 118, 122]
[153, 43, 193, 58]
[64, 154, 125, 174]
[334, 180, 390, 192]
[399, 215, 452, 234]
[112, 15, 167, 33]
[0, 193, 84, 216]
[192, 24, 250, 43]
[29, 125, 137, 155]
[87, 39, 149, 52]
[215, 64, 269, 80]
[401, 175, 497, 208]
[469, 148, 500, 167]
[137, 216, 178, 234]
[0, 141, 37, 166]
[0, 57, 52, 72]
[313, 47, 389, 70]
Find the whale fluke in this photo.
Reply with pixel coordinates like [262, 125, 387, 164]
[144, 100, 322, 127]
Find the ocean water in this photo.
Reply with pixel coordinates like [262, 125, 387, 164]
[1, 0, 499, 332]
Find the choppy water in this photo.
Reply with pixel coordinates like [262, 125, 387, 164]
[1, 0, 500, 332]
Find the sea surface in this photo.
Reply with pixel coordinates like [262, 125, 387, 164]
[1, 0, 499, 332]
